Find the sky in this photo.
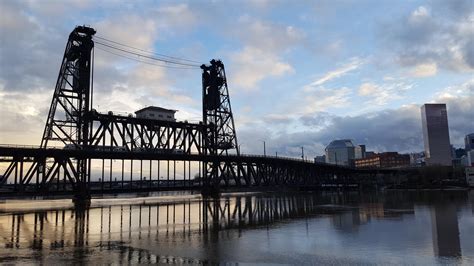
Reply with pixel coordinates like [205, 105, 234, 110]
[0, 0, 473, 158]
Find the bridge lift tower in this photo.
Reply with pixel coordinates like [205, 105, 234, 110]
[201, 60, 239, 194]
[40, 26, 96, 203]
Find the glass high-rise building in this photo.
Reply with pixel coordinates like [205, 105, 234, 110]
[421, 104, 452, 166]
[325, 139, 355, 166]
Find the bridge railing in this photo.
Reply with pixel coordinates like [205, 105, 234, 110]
[0, 144, 342, 167]
[0, 144, 61, 149]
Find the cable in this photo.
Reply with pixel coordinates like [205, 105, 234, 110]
[93, 35, 203, 65]
[94, 35, 203, 64]
[95, 41, 201, 67]
[95, 46, 198, 69]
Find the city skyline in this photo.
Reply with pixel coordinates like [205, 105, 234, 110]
[0, 0, 473, 158]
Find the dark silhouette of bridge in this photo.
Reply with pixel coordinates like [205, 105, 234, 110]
[0, 26, 394, 202]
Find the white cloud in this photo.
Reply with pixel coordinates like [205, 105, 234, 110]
[410, 6, 430, 22]
[229, 46, 293, 90]
[309, 57, 364, 87]
[154, 3, 197, 32]
[410, 62, 438, 77]
[235, 16, 305, 53]
[0, 86, 50, 144]
[434, 79, 474, 99]
[95, 15, 158, 50]
[228, 17, 304, 91]
[358, 82, 378, 96]
[357, 81, 413, 106]
[302, 86, 352, 113]
[384, 1, 474, 72]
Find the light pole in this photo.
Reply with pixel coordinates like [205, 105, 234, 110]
[259, 140, 266, 157]
[238, 143, 243, 156]
[301, 146, 304, 160]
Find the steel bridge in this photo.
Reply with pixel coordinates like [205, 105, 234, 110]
[0, 26, 391, 201]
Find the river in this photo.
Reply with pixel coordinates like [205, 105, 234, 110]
[0, 190, 473, 265]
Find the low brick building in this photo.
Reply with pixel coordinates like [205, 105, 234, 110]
[354, 152, 410, 169]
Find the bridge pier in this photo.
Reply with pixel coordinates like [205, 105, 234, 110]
[201, 186, 220, 198]
[72, 184, 91, 208]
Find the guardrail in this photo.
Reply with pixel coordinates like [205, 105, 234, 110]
[0, 144, 341, 167]
[0, 144, 60, 149]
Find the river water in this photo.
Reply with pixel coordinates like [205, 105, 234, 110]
[0, 190, 473, 265]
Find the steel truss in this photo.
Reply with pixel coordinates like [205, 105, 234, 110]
[0, 147, 390, 195]
[87, 112, 205, 154]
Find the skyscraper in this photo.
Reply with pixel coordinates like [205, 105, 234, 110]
[421, 104, 452, 166]
[465, 133, 474, 151]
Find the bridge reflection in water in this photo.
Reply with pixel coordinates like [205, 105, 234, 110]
[0, 191, 472, 264]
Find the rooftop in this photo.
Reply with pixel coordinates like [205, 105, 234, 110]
[326, 139, 354, 150]
[135, 106, 177, 114]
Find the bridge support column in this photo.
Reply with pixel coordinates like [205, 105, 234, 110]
[72, 183, 91, 208]
[201, 185, 220, 198]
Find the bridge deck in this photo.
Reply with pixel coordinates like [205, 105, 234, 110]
[0, 146, 350, 170]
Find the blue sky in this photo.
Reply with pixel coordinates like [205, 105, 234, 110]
[0, 0, 473, 158]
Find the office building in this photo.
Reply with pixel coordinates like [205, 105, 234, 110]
[421, 104, 452, 166]
[465, 133, 474, 151]
[354, 145, 366, 159]
[462, 151, 474, 167]
[325, 139, 355, 166]
[365, 151, 376, 158]
[354, 152, 410, 169]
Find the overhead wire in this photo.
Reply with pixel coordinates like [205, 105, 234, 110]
[94, 46, 198, 69]
[94, 35, 203, 65]
[94, 40, 202, 68]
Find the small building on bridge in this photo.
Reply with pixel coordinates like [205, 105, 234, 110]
[135, 106, 176, 122]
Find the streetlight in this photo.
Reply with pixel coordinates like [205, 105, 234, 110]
[301, 146, 304, 160]
[238, 143, 244, 156]
[259, 140, 266, 157]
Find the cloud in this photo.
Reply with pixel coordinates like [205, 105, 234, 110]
[309, 57, 364, 86]
[381, 1, 474, 72]
[153, 3, 197, 33]
[410, 62, 438, 77]
[302, 86, 352, 113]
[235, 16, 305, 53]
[227, 17, 304, 91]
[287, 57, 367, 115]
[0, 1, 65, 93]
[0, 86, 50, 144]
[358, 81, 413, 106]
[95, 15, 158, 50]
[433, 79, 474, 143]
[229, 46, 293, 90]
[358, 83, 378, 96]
